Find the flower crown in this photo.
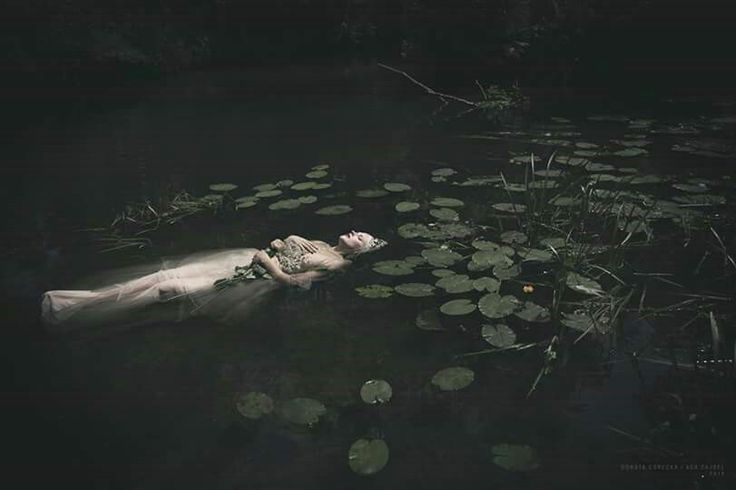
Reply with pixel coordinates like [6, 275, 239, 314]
[357, 236, 388, 255]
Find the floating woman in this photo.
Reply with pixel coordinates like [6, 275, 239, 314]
[41, 231, 387, 331]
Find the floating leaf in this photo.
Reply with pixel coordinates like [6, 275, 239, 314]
[395, 283, 435, 297]
[492, 203, 527, 214]
[372, 260, 415, 276]
[575, 142, 599, 149]
[472, 250, 514, 269]
[517, 248, 553, 262]
[280, 398, 326, 426]
[430, 197, 464, 207]
[492, 263, 520, 280]
[291, 181, 316, 191]
[348, 439, 389, 476]
[481, 324, 516, 347]
[528, 180, 559, 190]
[586, 162, 616, 172]
[255, 189, 283, 198]
[472, 240, 514, 255]
[534, 169, 564, 178]
[491, 444, 540, 472]
[672, 183, 708, 193]
[312, 182, 332, 190]
[235, 195, 258, 203]
[315, 205, 352, 215]
[431, 367, 475, 391]
[514, 302, 551, 322]
[306, 170, 328, 179]
[253, 183, 277, 192]
[613, 147, 648, 157]
[440, 299, 477, 316]
[430, 208, 459, 221]
[404, 255, 426, 266]
[432, 168, 457, 177]
[422, 248, 463, 267]
[473, 277, 500, 293]
[276, 179, 294, 187]
[478, 293, 520, 319]
[356, 189, 389, 198]
[235, 392, 274, 419]
[360, 380, 393, 405]
[561, 311, 596, 332]
[311, 164, 329, 170]
[435, 274, 474, 294]
[209, 183, 238, 192]
[500, 231, 527, 245]
[384, 182, 412, 192]
[566, 272, 604, 296]
[236, 200, 259, 209]
[355, 285, 395, 298]
[432, 269, 455, 278]
[396, 201, 420, 212]
[298, 195, 318, 204]
[269, 199, 302, 210]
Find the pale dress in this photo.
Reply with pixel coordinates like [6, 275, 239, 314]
[40, 237, 332, 332]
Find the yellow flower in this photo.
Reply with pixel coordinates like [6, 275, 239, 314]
[522, 284, 534, 294]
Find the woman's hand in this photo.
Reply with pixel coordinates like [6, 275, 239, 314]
[288, 235, 319, 254]
[270, 239, 285, 250]
[252, 250, 271, 266]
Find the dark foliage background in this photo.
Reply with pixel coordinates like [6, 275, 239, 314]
[1, 0, 735, 99]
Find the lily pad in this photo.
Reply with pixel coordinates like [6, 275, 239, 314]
[280, 398, 327, 426]
[269, 199, 302, 210]
[312, 182, 332, 190]
[561, 311, 596, 332]
[306, 170, 328, 179]
[514, 301, 551, 322]
[440, 299, 477, 316]
[255, 189, 283, 198]
[430, 197, 464, 207]
[235, 392, 274, 419]
[384, 182, 412, 192]
[355, 285, 395, 298]
[473, 277, 500, 293]
[566, 272, 604, 296]
[472, 250, 514, 269]
[614, 147, 648, 157]
[357, 189, 389, 198]
[236, 200, 259, 209]
[298, 195, 318, 204]
[359, 380, 393, 404]
[672, 183, 708, 193]
[481, 324, 517, 347]
[276, 179, 295, 187]
[430, 208, 459, 221]
[253, 183, 277, 192]
[435, 274, 474, 294]
[500, 231, 527, 245]
[491, 444, 540, 472]
[209, 183, 238, 192]
[432, 269, 456, 278]
[372, 262, 414, 277]
[549, 196, 581, 207]
[315, 205, 352, 215]
[492, 263, 520, 280]
[431, 367, 475, 391]
[517, 248, 553, 262]
[348, 439, 389, 476]
[422, 248, 463, 267]
[291, 181, 316, 191]
[395, 283, 435, 297]
[478, 293, 520, 319]
[396, 201, 421, 212]
[431, 167, 457, 177]
[492, 203, 527, 214]
[311, 164, 329, 170]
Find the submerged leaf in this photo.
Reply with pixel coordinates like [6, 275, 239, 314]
[431, 367, 475, 391]
[395, 283, 435, 297]
[235, 392, 274, 419]
[481, 324, 517, 347]
[280, 398, 326, 426]
[315, 205, 353, 215]
[348, 439, 390, 476]
[491, 444, 540, 472]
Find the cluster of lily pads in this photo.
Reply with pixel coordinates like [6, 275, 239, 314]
[235, 367, 539, 475]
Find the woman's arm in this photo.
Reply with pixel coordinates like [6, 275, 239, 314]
[253, 250, 347, 288]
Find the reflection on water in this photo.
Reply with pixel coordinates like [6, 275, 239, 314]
[2, 64, 734, 489]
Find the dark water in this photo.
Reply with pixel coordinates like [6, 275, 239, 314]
[2, 63, 734, 489]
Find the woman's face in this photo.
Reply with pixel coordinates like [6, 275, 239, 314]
[338, 230, 374, 252]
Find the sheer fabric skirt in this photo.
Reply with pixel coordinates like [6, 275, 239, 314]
[41, 248, 281, 332]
